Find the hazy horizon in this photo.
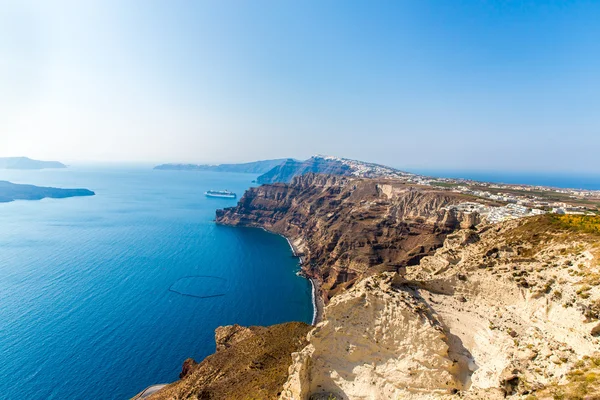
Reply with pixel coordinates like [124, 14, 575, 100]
[5, 155, 600, 182]
[2, 1, 599, 173]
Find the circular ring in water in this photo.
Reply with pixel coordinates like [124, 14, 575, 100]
[168, 275, 227, 299]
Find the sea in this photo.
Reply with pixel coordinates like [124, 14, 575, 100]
[408, 169, 600, 191]
[0, 166, 313, 399]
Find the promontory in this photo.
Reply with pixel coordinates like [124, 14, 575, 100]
[138, 159, 600, 400]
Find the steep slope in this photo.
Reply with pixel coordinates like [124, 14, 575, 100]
[141, 177, 600, 400]
[281, 274, 466, 400]
[256, 155, 410, 184]
[281, 215, 600, 399]
[145, 322, 311, 400]
[217, 173, 481, 300]
[154, 158, 290, 173]
[256, 157, 353, 184]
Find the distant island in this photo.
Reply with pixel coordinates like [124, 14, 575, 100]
[154, 155, 411, 185]
[255, 155, 409, 184]
[154, 158, 291, 174]
[0, 181, 94, 203]
[142, 158, 600, 400]
[0, 157, 67, 170]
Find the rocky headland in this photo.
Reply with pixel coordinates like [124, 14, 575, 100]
[144, 322, 312, 400]
[144, 173, 600, 400]
[255, 155, 410, 184]
[256, 156, 353, 184]
[216, 174, 485, 302]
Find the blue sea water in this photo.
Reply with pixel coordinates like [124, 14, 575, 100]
[408, 169, 600, 191]
[0, 167, 313, 399]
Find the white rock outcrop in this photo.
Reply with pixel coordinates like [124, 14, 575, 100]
[281, 274, 465, 400]
[281, 219, 600, 399]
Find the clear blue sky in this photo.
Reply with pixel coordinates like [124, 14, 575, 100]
[1, 0, 598, 172]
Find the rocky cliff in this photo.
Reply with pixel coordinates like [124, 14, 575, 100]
[217, 173, 481, 301]
[256, 157, 353, 184]
[144, 176, 600, 400]
[146, 322, 311, 400]
[255, 155, 410, 184]
[280, 216, 600, 399]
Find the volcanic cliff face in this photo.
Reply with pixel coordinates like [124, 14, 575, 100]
[142, 176, 600, 400]
[280, 216, 600, 400]
[216, 173, 480, 300]
[255, 157, 353, 184]
[255, 155, 412, 184]
[146, 322, 311, 400]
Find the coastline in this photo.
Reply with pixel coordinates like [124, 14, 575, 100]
[282, 235, 324, 326]
[216, 221, 324, 325]
[307, 275, 324, 325]
[262, 227, 324, 325]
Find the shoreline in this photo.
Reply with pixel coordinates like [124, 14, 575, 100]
[307, 275, 324, 325]
[281, 234, 324, 326]
[262, 227, 324, 325]
[218, 223, 324, 325]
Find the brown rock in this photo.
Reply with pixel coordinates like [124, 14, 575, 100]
[147, 322, 312, 400]
[591, 322, 600, 337]
[179, 358, 198, 379]
[215, 324, 254, 351]
[215, 174, 483, 301]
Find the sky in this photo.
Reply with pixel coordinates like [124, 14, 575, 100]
[0, 0, 599, 172]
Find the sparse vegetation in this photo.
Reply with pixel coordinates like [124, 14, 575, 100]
[576, 285, 591, 295]
[547, 214, 600, 235]
[429, 181, 460, 188]
[532, 354, 600, 399]
[552, 290, 562, 300]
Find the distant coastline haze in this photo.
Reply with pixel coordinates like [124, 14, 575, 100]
[1, 1, 599, 172]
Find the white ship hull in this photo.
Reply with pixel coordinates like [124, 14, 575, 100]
[205, 191, 236, 199]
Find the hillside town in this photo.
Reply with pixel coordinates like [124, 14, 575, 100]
[300, 156, 598, 224]
[405, 176, 599, 223]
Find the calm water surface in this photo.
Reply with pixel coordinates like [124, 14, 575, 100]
[0, 167, 312, 399]
[408, 169, 600, 191]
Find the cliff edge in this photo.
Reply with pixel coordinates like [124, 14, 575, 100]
[281, 215, 600, 399]
[146, 322, 311, 400]
[143, 175, 600, 400]
[217, 173, 482, 301]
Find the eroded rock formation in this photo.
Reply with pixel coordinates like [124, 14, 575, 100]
[216, 173, 481, 301]
[145, 175, 600, 400]
[147, 322, 311, 400]
[256, 156, 353, 184]
[281, 217, 600, 399]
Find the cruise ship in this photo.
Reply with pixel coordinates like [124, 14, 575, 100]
[205, 190, 236, 199]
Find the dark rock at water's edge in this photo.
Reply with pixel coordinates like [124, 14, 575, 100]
[0, 157, 67, 170]
[145, 174, 483, 399]
[142, 322, 311, 400]
[0, 181, 95, 203]
[178, 358, 198, 379]
[153, 158, 291, 174]
[216, 173, 482, 301]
